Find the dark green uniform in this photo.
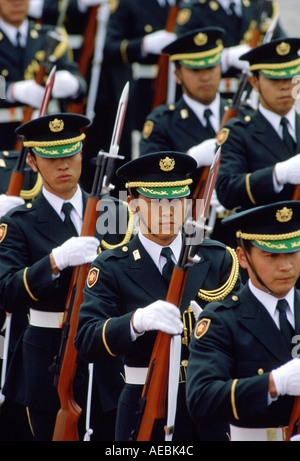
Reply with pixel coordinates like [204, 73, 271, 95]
[0, 20, 86, 150]
[187, 284, 299, 429]
[176, 0, 285, 48]
[75, 235, 240, 440]
[0, 191, 132, 440]
[215, 110, 300, 211]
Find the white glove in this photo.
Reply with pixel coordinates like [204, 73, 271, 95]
[221, 44, 250, 72]
[275, 154, 300, 185]
[187, 138, 217, 168]
[0, 195, 25, 218]
[52, 70, 80, 99]
[272, 358, 300, 396]
[190, 300, 202, 320]
[52, 236, 99, 271]
[142, 30, 176, 55]
[12, 80, 44, 108]
[132, 300, 183, 335]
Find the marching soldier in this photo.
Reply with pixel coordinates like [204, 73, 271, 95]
[187, 201, 300, 441]
[75, 151, 241, 441]
[0, 113, 131, 440]
[0, 0, 87, 150]
[176, 0, 286, 94]
[215, 37, 300, 213]
[139, 27, 253, 166]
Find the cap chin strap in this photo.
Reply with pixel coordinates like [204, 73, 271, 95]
[238, 237, 276, 295]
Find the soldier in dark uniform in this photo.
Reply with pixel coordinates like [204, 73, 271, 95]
[0, 0, 86, 150]
[139, 27, 253, 161]
[215, 37, 300, 214]
[0, 113, 131, 440]
[75, 151, 241, 441]
[176, 0, 285, 94]
[187, 200, 300, 441]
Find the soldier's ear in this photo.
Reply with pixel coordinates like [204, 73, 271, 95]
[27, 153, 38, 172]
[236, 246, 249, 270]
[248, 74, 259, 93]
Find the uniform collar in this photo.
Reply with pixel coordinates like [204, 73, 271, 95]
[0, 18, 28, 46]
[138, 230, 182, 273]
[42, 185, 83, 222]
[248, 279, 295, 328]
[259, 104, 296, 142]
[183, 92, 221, 133]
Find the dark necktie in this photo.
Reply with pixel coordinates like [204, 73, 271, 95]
[228, 2, 242, 29]
[161, 247, 175, 286]
[15, 30, 23, 61]
[276, 299, 294, 349]
[62, 202, 78, 236]
[280, 117, 296, 154]
[204, 108, 216, 138]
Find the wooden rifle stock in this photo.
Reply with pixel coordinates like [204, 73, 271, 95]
[133, 151, 221, 441]
[249, 0, 269, 48]
[151, 6, 179, 109]
[52, 197, 99, 441]
[292, 186, 300, 201]
[287, 397, 300, 440]
[135, 267, 188, 441]
[7, 66, 56, 197]
[52, 81, 129, 441]
[68, 6, 98, 114]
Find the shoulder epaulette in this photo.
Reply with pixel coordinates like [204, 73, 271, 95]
[197, 246, 239, 302]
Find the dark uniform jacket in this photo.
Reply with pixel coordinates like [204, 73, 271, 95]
[75, 235, 240, 440]
[103, 0, 170, 132]
[139, 96, 228, 155]
[215, 110, 300, 211]
[187, 283, 300, 429]
[176, 0, 285, 47]
[0, 191, 131, 413]
[0, 20, 86, 149]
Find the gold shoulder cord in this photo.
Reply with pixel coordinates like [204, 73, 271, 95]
[197, 247, 239, 302]
[20, 173, 43, 200]
[101, 203, 135, 251]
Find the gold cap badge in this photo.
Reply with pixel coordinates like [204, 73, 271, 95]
[276, 207, 293, 223]
[276, 42, 291, 56]
[49, 118, 64, 133]
[159, 156, 175, 172]
[194, 32, 208, 47]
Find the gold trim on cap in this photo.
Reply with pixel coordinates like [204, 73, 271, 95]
[249, 57, 300, 72]
[169, 44, 223, 62]
[236, 229, 300, 241]
[23, 133, 86, 148]
[125, 179, 193, 189]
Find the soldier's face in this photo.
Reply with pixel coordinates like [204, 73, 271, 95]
[0, 0, 29, 27]
[237, 245, 300, 298]
[251, 74, 297, 116]
[175, 64, 221, 105]
[28, 152, 82, 200]
[128, 194, 186, 246]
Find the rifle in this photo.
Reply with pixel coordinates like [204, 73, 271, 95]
[151, 3, 179, 109]
[68, 5, 99, 115]
[249, 0, 270, 48]
[132, 149, 221, 441]
[52, 81, 129, 442]
[6, 65, 56, 197]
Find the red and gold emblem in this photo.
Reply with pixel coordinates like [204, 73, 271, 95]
[194, 318, 211, 339]
[87, 267, 100, 288]
[0, 223, 7, 243]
